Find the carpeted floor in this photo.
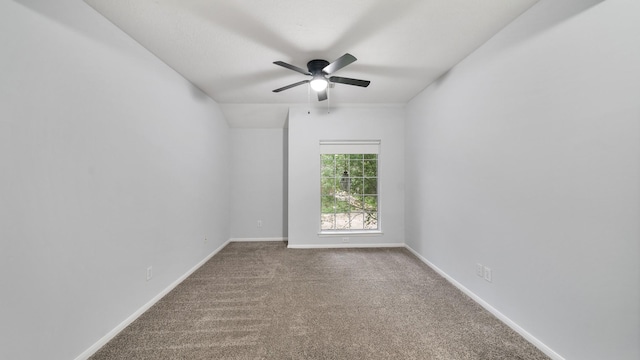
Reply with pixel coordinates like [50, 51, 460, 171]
[90, 242, 550, 359]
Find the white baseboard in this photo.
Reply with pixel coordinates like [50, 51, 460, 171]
[74, 239, 232, 360]
[403, 245, 565, 360]
[288, 242, 404, 249]
[230, 237, 288, 242]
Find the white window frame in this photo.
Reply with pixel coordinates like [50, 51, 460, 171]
[319, 140, 382, 235]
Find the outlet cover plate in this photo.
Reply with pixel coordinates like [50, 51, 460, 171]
[483, 266, 492, 282]
[476, 263, 484, 277]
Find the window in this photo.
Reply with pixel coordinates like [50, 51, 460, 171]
[320, 141, 379, 232]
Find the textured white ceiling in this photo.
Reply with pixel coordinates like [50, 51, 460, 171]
[84, 0, 538, 128]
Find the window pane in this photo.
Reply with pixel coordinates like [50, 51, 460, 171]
[335, 214, 350, 229]
[350, 213, 364, 230]
[335, 156, 348, 172]
[321, 214, 335, 230]
[364, 213, 378, 229]
[335, 200, 350, 213]
[363, 196, 377, 211]
[363, 160, 377, 177]
[352, 196, 365, 211]
[321, 154, 335, 162]
[321, 155, 335, 175]
[321, 196, 335, 213]
[350, 159, 363, 177]
[321, 165, 334, 177]
[364, 178, 377, 195]
[350, 178, 363, 195]
[321, 178, 336, 195]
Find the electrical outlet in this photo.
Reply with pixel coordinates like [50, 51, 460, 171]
[342, 237, 349, 243]
[483, 266, 492, 282]
[257, 220, 262, 228]
[476, 263, 484, 277]
[146, 266, 153, 281]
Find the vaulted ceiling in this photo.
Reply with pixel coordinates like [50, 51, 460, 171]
[84, 0, 539, 127]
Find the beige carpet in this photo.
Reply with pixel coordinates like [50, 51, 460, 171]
[90, 242, 549, 359]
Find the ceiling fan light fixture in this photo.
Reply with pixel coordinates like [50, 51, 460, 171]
[310, 76, 328, 92]
[272, 54, 369, 100]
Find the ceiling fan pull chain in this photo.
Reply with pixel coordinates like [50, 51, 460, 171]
[307, 82, 311, 114]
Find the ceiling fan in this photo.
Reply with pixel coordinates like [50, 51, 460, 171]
[272, 53, 371, 101]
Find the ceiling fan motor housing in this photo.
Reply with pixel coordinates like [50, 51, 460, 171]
[307, 59, 330, 75]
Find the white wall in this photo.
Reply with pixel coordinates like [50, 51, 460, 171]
[404, 0, 640, 359]
[288, 106, 405, 247]
[0, 2, 230, 360]
[230, 128, 287, 240]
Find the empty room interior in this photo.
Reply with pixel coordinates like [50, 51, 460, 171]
[1, 0, 638, 359]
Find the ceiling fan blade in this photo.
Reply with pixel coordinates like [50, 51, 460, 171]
[329, 76, 370, 87]
[317, 89, 328, 101]
[323, 53, 357, 75]
[273, 61, 311, 75]
[272, 80, 309, 93]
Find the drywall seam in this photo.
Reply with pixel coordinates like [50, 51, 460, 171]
[73, 239, 232, 360]
[404, 245, 565, 360]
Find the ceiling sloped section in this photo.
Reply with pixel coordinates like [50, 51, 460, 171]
[84, 0, 539, 127]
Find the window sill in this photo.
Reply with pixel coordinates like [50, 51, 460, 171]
[317, 230, 384, 237]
